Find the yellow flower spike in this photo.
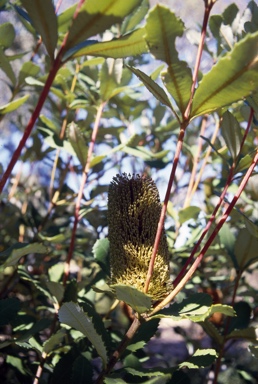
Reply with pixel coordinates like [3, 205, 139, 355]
[108, 173, 170, 301]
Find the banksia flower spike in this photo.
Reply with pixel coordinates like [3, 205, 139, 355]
[108, 173, 170, 301]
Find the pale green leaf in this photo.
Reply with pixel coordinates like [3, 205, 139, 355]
[0, 243, 49, 268]
[121, 0, 149, 34]
[89, 143, 125, 167]
[67, 122, 88, 167]
[43, 329, 66, 355]
[20, 0, 58, 61]
[235, 153, 254, 173]
[0, 47, 16, 85]
[123, 146, 169, 161]
[0, 95, 29, 115]
[179, 349, 217, 369]
[64, 0, 143, 52]
[178, 206, 201, 224]
[59, 302, 108, 366]
[0, 22, 15, 49]
[111, 284, 152, 314]
[220, 111, 242, 159]
[18, 61, 40, 87]
[234, 228, 258, 270]
[64, 28, 148, 61]
[128, 66, 172, 108]
[57, 4, 77, 35]
[145, 5, 192, 113]
[191, 32, 258, 118]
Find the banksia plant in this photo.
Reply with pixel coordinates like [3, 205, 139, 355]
[108, 173, 171, 301]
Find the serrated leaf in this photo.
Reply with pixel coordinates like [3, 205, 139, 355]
[0, 298, 21, 326]
[64, 0, 143, 52]
[111, 284, 152, 314]
[179, 349, 217, 369]
[153, 293, 234, 322]
[128, 318, 160, 352]
[178, 206, 200, 224]
[145, 5, 192, 113]
[59, 302, 108, 366]
[220, 111, 242, 159]
[0, 22, 15, 49]
[125, 367, 168, 378]
[0, 242, 49, 268]
[64, 28, 148, 61]
[128, 66, 172, 108]
[20, 0, 58, 61]
[191, 32, 258, 118]
[45, 281, 65, 303]
[123, 146, 169, 161]
[43, 329, 66, 355]
[234, 228, 258, 270]
[0, 47, 16, 85]
[200, 320, 223, 345]
[0, 95, 29, 115]
[67, 122, 88, 167]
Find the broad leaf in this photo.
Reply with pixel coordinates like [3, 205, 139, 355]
[43, 329, 66, 355]
[64, 0, 143, 52]
[0, 95, 29, 115]
[0, 47, 16, 85]
[63, 28, 148, 61]
[178, 206, 201, 224]
[111, 284, 152, 314]
[0, 22, 15, 49]
[127, 318, 160, 352]
[92, 238, 110, 276]
[128, 66, 172, 108]
[59, 302, 108, 367]
[20, 0, 58, 61]
[145, 5, 192, 113]
[234, 228, 258, 270]
[220, 111, 242, 160]
[0, 242, 49, 268]
[179, 349, 217, 369]
[191, 32, 258, 118]
[18, 61, 40, 87]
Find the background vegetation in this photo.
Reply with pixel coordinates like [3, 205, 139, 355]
[0, 0, 258, 383]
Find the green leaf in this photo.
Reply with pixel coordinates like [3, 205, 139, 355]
[145, 5, 192, 113]
[92, 238, 110, 276]
[0, 22, 15, 49]
[0, 47, 16, 85]
[179, 349, 217, 369]
[18, 61, 40, 87]
[45, 281, 65, 303]
[121, 0, 149, 34]
[191, 32, 258, 118]
[0, 95, 29, 115]
[0, 298, 21, 326]
[178, 206, 200, 224]
[111, 284, 152, 314]
[127, 318, 160, 352]
[64, 0, 143, 52]
[153, 293, 234, 322]
[67, 122, 88, 167]
[226, 327, 257, 342]
[235, 153, 254, 173]
[20, 0, 58, 61]
[59, 302, 108, 367]
[127, 66, 172, 108]
[200, 320, 223, 346]
[0, 242, 49, 268]
[227, 301, 252, 333]
[64, 28, 148, 61]
[43, 329, 66, 355]
[220, 111, 242, 159]
[234, 228, 258, 270]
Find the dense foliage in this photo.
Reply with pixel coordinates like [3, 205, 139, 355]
[0, 0, 258, 383]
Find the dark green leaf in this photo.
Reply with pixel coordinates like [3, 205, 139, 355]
[223, 3, 239, 25]
[64, 0, 143, 52]
[92, 238, 110, 276]
[178, 349, 217, 369]
[227, 301, 251, 333]
[0, 298, 20, 326]
[20, 0, 58, 61]
[71, 355, 93, 384]
[0, 242, 49, 268]
[234, 228, 258, 270]
[191, 32, 258, 118]
[127, 318, 160, 352]
[244, 1, 258, 33]
[0, 22, 15, 49]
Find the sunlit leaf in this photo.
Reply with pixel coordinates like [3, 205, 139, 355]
[20, 0, 58, 61]
[64, 0, 143, 52]
[121, 0, 149, 34]
[178, 206, 201, 224]
[63, 28, 148, 61]
[191, 32, 258, 118]
[0, 95, 29, 115]
[0, 242, 49, 268]
[59, 302, 108, 366]
[145, 5, 192, 113]
[179, 349, 217, 369]
[111, 284, 152, 314]
[220, 111, 242, 159]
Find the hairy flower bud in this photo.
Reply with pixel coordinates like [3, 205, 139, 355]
[108, 173, 170, 301]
